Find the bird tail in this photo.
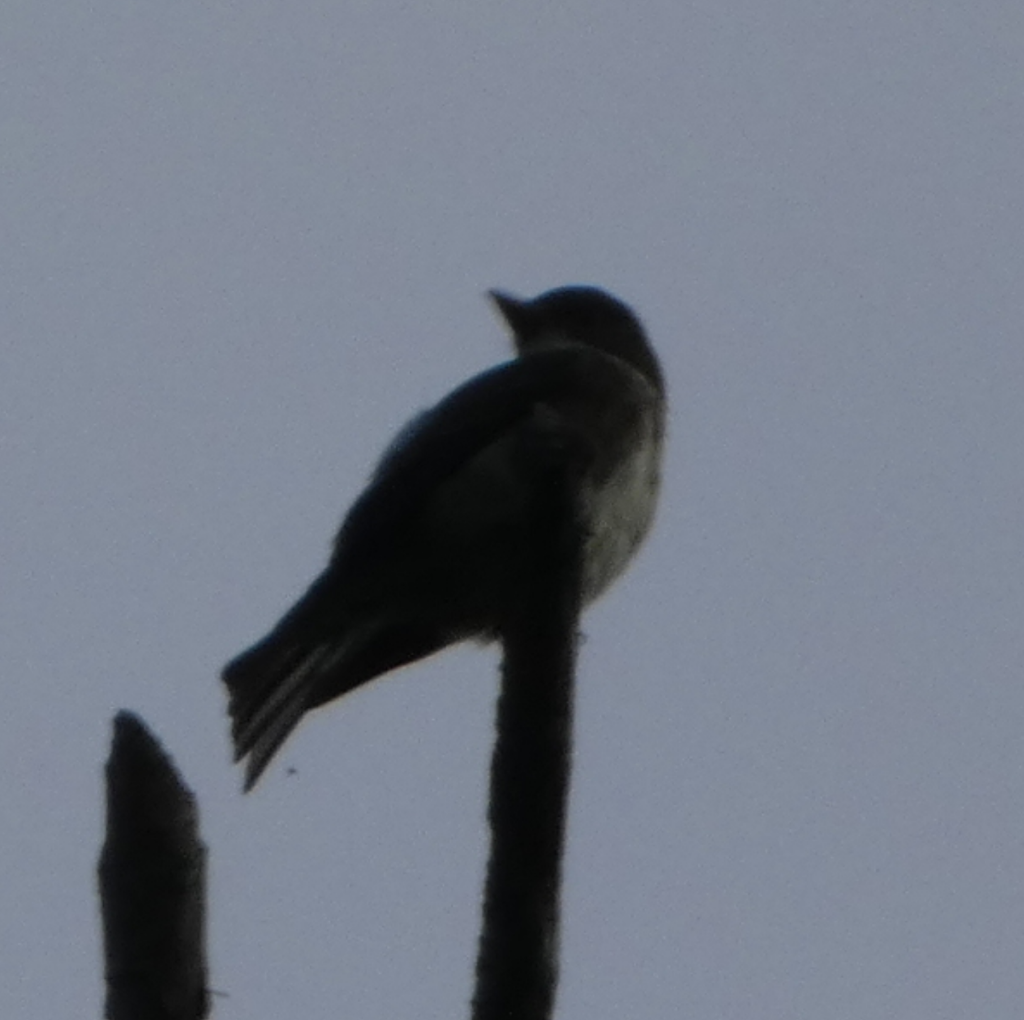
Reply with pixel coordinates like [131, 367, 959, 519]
[223, 632, 350, 792]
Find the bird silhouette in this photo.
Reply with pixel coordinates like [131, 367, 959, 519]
[222, 286, 665, 790]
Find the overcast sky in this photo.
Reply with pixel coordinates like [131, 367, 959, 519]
[3, 1, 1023, 1017]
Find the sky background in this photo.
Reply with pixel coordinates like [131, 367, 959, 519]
[3, 1, 1024, 1017]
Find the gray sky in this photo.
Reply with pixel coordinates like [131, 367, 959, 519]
[3, 1, 1023, 1017]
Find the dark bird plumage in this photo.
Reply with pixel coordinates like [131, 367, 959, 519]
[223, 286, 666, 790]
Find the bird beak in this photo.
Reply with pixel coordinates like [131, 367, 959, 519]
[488, 290, 531, 338]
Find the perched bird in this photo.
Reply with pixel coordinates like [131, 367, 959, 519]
[223, 286, 666, 790]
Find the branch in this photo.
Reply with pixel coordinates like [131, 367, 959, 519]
[98, 711, 209, 1020]
[471, 433, 585, 1020]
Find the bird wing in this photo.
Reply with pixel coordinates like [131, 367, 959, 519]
[329, 346, 595, 574]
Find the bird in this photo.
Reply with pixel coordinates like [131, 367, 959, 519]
[222, 285, 666, 790]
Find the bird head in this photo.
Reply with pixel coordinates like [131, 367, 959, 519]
[489, 286, 664, 395]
